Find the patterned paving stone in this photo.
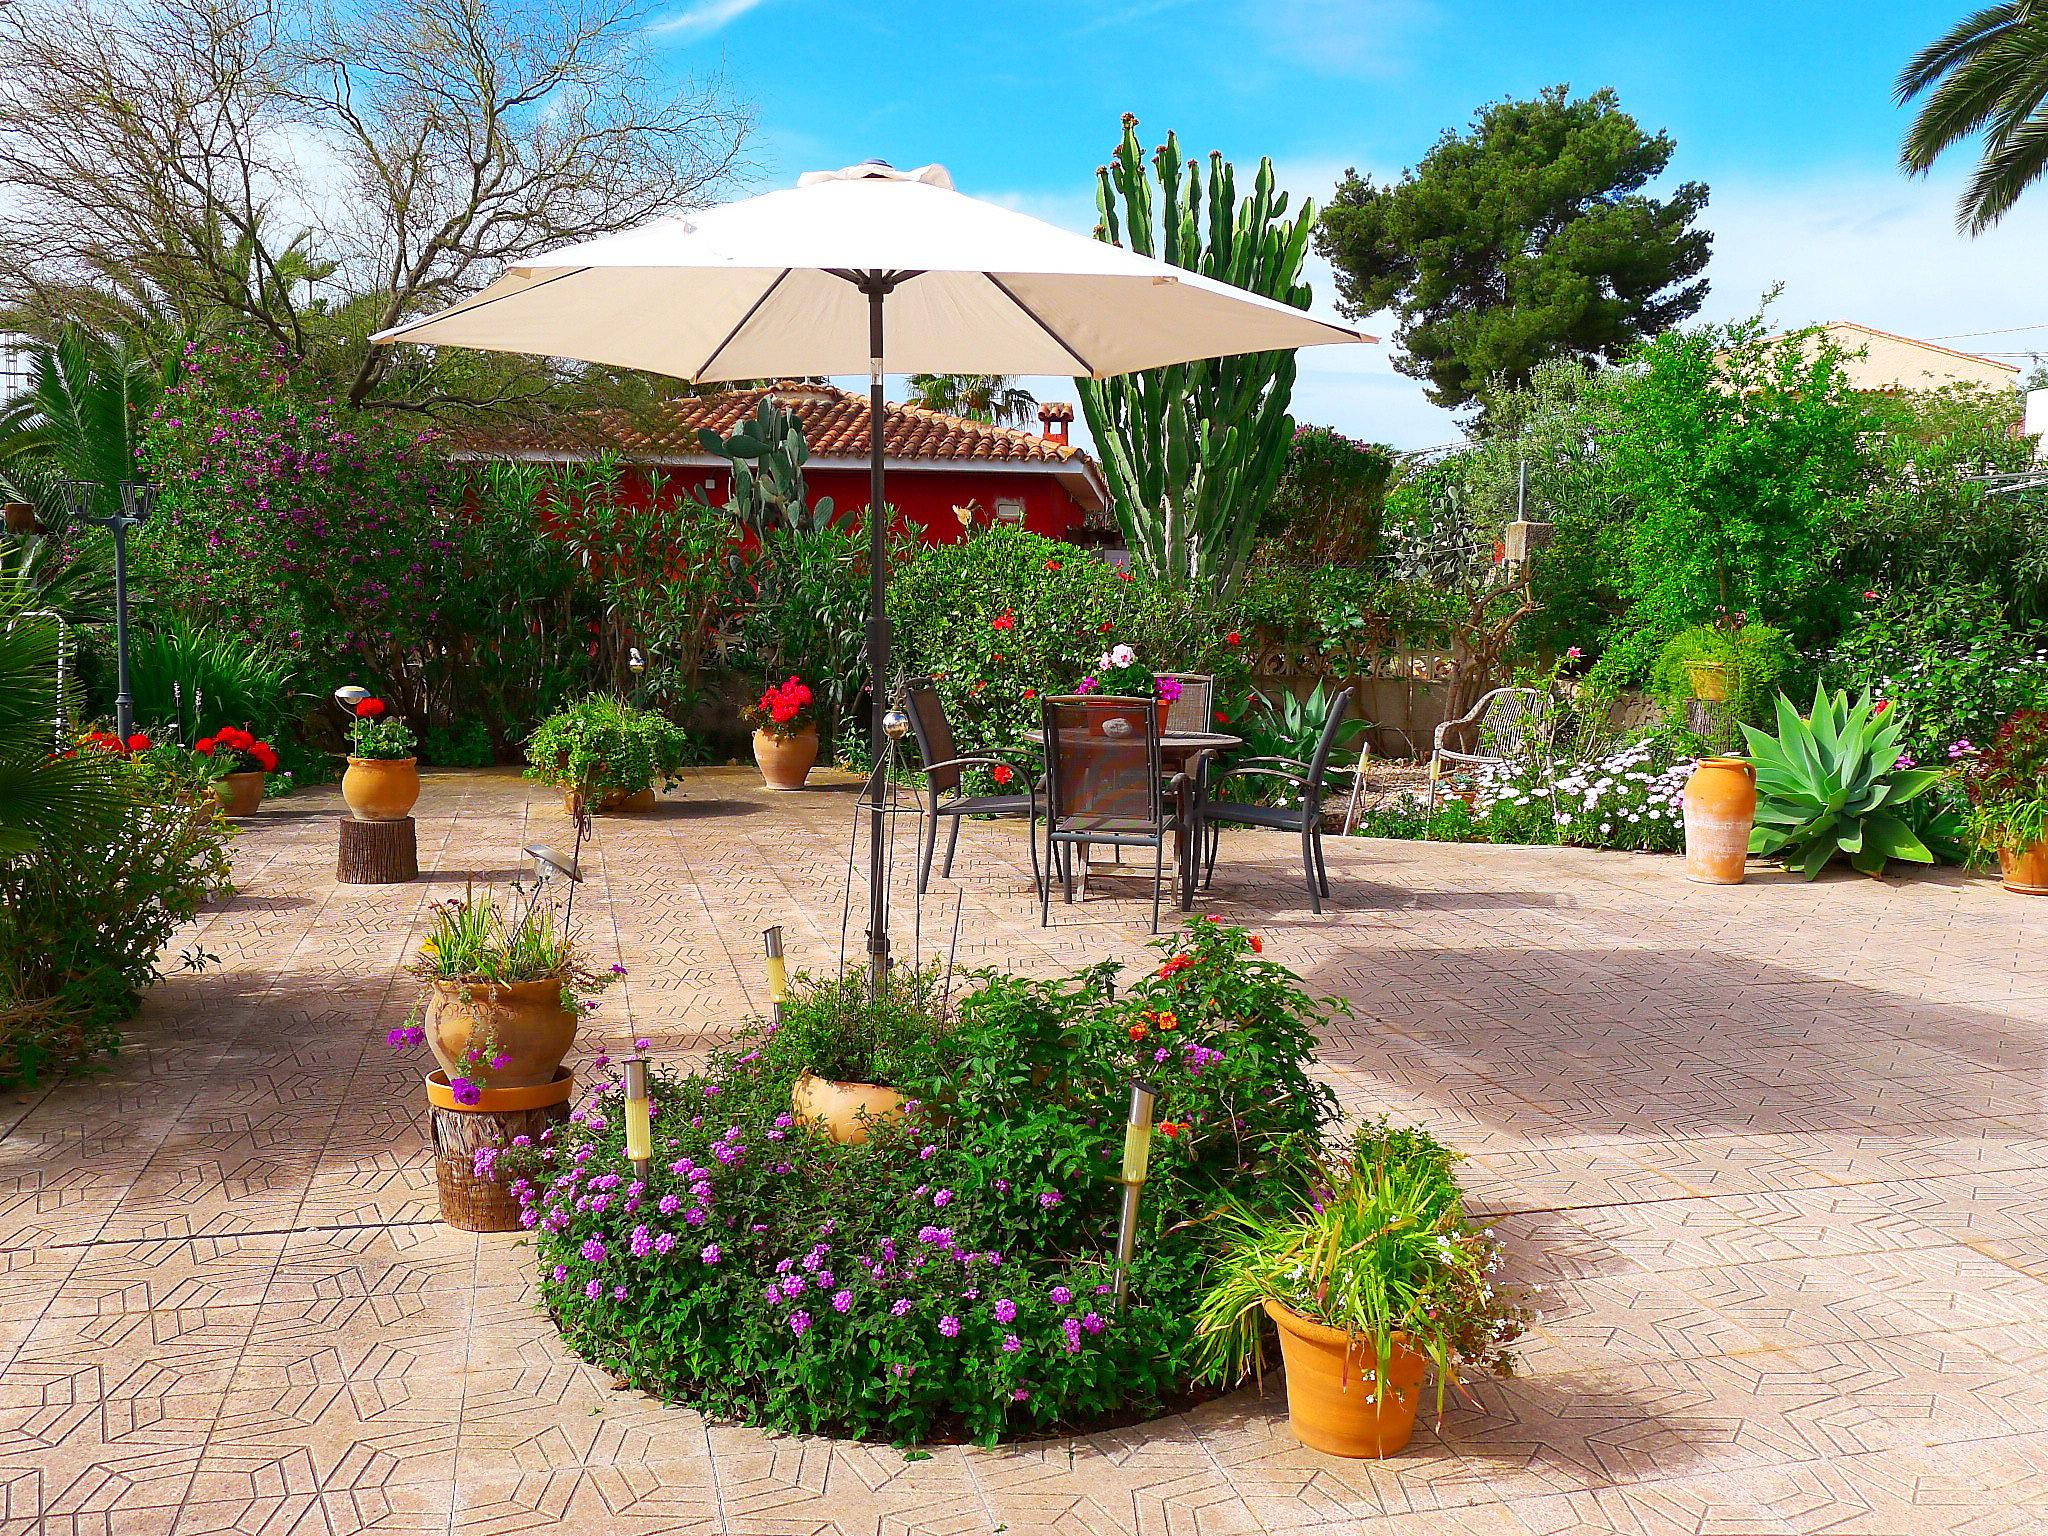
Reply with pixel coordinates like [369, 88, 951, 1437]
[5, 765, 2048, 1534]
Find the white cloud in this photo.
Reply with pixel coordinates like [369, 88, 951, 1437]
[648, 0, 771, 39]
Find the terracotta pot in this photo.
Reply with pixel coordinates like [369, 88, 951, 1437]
[3, 501, 34, 535]
[1265, 1301, 1428, 1458]
[563, 785, 657, 816]
[342, 756, 420, 821]
[1997, 840, 2048, 895]
[753, 725, 819, 790]
[792, 1070, 905, 1145]
[1685, 660, 1734, 702]
[423, 977, 578, 1090]
[215, 770, 266, 817]
[1156, 698, 1173, 737]
[1684, 756, 1756, 885]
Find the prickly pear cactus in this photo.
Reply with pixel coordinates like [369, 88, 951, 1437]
[697, 398, 835, 537]
[1078, 115, 1315, 595]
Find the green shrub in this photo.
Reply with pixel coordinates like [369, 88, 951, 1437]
[106, 616, 301, 743]
[422, 720, 495, 767]
[1260, 426, 1396, 563]
[0, 758, 233, 1087]
[1649, 622, 1795, 731]
[509, 921, 1344, 1445]
[525, 696, 690, 798]
[1742, 684, 1962, 878]
[887, 528, 1250, 757]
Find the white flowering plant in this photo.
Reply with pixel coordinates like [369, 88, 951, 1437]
[1523, 737, 1690, 853]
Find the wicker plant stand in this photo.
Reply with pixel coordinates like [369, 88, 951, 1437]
[338, 816, 418, 884]
[426, 1069, 573, 1232]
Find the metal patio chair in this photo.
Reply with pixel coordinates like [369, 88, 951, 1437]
[1425, 686, 1556, 826]
[903, 677, 1041, 899]
[1200, 686, 1356, 914]
[1156, 672, 1215, 735]
[1040, 695, 1189, 933]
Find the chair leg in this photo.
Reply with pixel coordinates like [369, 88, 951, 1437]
[1060, 841, 1075, 906]
[918, 807, 940, 895]
[1026, 809, 1043, 905]
[1423, 762, 1439, 839]
[941, 816, 963, 879]
[1202, 823, 1219, 890]
[1313, 827, 1331, 898]
[1151, 838, 1164, 933]
[1302, 825, 1323, 914]
[1040, 835, 1053, 927]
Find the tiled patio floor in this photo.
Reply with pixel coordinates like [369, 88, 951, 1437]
[5, 765, 2047, 1535]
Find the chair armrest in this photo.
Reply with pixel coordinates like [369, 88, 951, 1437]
[923, 754, 1039, 791]
[1213, 761, 1309, 789]
[1230, 755, 1314, 774]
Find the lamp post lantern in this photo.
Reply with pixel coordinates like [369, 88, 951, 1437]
[68, 481, 156, 741]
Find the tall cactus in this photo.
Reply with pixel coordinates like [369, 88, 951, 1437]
[697, 397, 835, 538]
[1078, 116, 1316, 594]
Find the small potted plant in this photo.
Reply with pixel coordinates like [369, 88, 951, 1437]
[195, 725, 279, 816]
[1960, 709, 2048, 895]
[1076, 643, 1181, 734]
[780, 971, 923, 1145]
[125, 732, 232, 821]
[743, 675, 820, 790]
[341, 697, 420, 821]
[1195, 1121, 1527, 1459]
[525, 695, 690, 815]
[394, 887, 616, 1094]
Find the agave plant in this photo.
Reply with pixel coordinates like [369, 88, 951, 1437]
[1740, 684, 1956, 879]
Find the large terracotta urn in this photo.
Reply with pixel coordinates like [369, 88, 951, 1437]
[342, 757, 420, 820]
[1683, 756, 1756, 885]
[563, 785, 657, 816]
[423, 977, 577, 1090]
[1264, 1301, 1428, 1458]
[1997, 840, 2048, 895]
[753, 726, 819, 790]
[792, 1070, 905, 1145]
[216, 771, 266, 817]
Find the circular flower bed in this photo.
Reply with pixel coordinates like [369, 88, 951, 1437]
[505, 922, 1341, 1443]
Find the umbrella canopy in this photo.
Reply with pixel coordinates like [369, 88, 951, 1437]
[372, 161, 1364, 377]
[376, 161, 1370, 981]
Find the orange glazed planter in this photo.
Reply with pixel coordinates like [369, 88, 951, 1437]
[216, 770, 266, 817]
[423, 977, 578, 1090]
[791, 1071, 905, 1145]
[753, 726, 819, 790]
[1265, 1302, 1428, 1458]
[342, 757, 419, 820]
[1997, 840, 2048, 895]
[1683, 756, 1756, 885]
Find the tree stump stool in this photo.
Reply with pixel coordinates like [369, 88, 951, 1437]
[426, 1070, 574, 1232]
[337, 816, 418, 883]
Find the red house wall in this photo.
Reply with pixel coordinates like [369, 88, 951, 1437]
[626, 465, 1091, 544]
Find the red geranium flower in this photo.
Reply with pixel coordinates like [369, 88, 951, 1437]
[991, 764, 1013, 786]
[125, 732, 152, 752]
[1225, 631, 1241, 646]
[195, 736, 217, 754]
[355, 698, 386, 719]
[252, 743, 279, 773]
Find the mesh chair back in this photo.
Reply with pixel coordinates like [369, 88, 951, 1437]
[1158, 673, 1215, 735]
[1478, 687, 1551, 759]
[1042, 696, 1163, 835]
[904, 678, 960, 793]
[1305, 685, 1358, 790]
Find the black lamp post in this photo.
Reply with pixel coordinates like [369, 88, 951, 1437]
[67, 480, 155, 741]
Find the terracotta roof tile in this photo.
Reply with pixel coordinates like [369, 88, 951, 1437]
[449, 382, 1092, 469]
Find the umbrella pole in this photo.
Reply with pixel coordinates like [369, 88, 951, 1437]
[865, 275, 890, 995]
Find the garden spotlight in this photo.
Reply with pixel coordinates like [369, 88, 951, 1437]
[334, 684, 371, 714]
[1114, 1079, 1156, 1306]
[622, 1053, 652, 1179]
[522, 844, 583, 888]
[763, 925, 787, 1024]
[628, 647, 646, 675]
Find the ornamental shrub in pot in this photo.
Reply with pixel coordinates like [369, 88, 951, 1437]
[1959, 709, 2048, 894]
[194, 725, 279, 816]
[1193, 1121, 1529, 1458]
[525, 695, 690, 814]
[341, 697, 420, 821]
[743, 675, 820, 790]
[395, 888, 618, 1093]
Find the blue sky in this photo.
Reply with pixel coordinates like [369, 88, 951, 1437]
[649, 1, 2048, 448]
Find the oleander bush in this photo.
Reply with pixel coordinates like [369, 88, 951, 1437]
[506, 921, 1350, 1444]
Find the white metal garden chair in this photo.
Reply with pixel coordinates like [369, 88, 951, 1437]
[1425, 686, 1557, 828]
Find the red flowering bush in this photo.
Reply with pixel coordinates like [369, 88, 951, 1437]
[742, 675, 817, 739]
[1960, 709, 2048, 856]
[195, 725, 279, 775]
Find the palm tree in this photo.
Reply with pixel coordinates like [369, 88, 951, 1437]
[1898, 3, 2048, 233]
[903, 374, 1040, 428]
[0, 574, 121, 854]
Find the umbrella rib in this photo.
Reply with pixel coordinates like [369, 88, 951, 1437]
[697, 268, 794, 379]
[984, 273, 1095, 376]
[372, 266, 592, 342]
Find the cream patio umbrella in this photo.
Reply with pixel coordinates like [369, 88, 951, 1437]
[374, 160, 1369, 981]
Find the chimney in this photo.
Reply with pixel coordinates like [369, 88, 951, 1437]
[1038, 401, 1073, 446]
